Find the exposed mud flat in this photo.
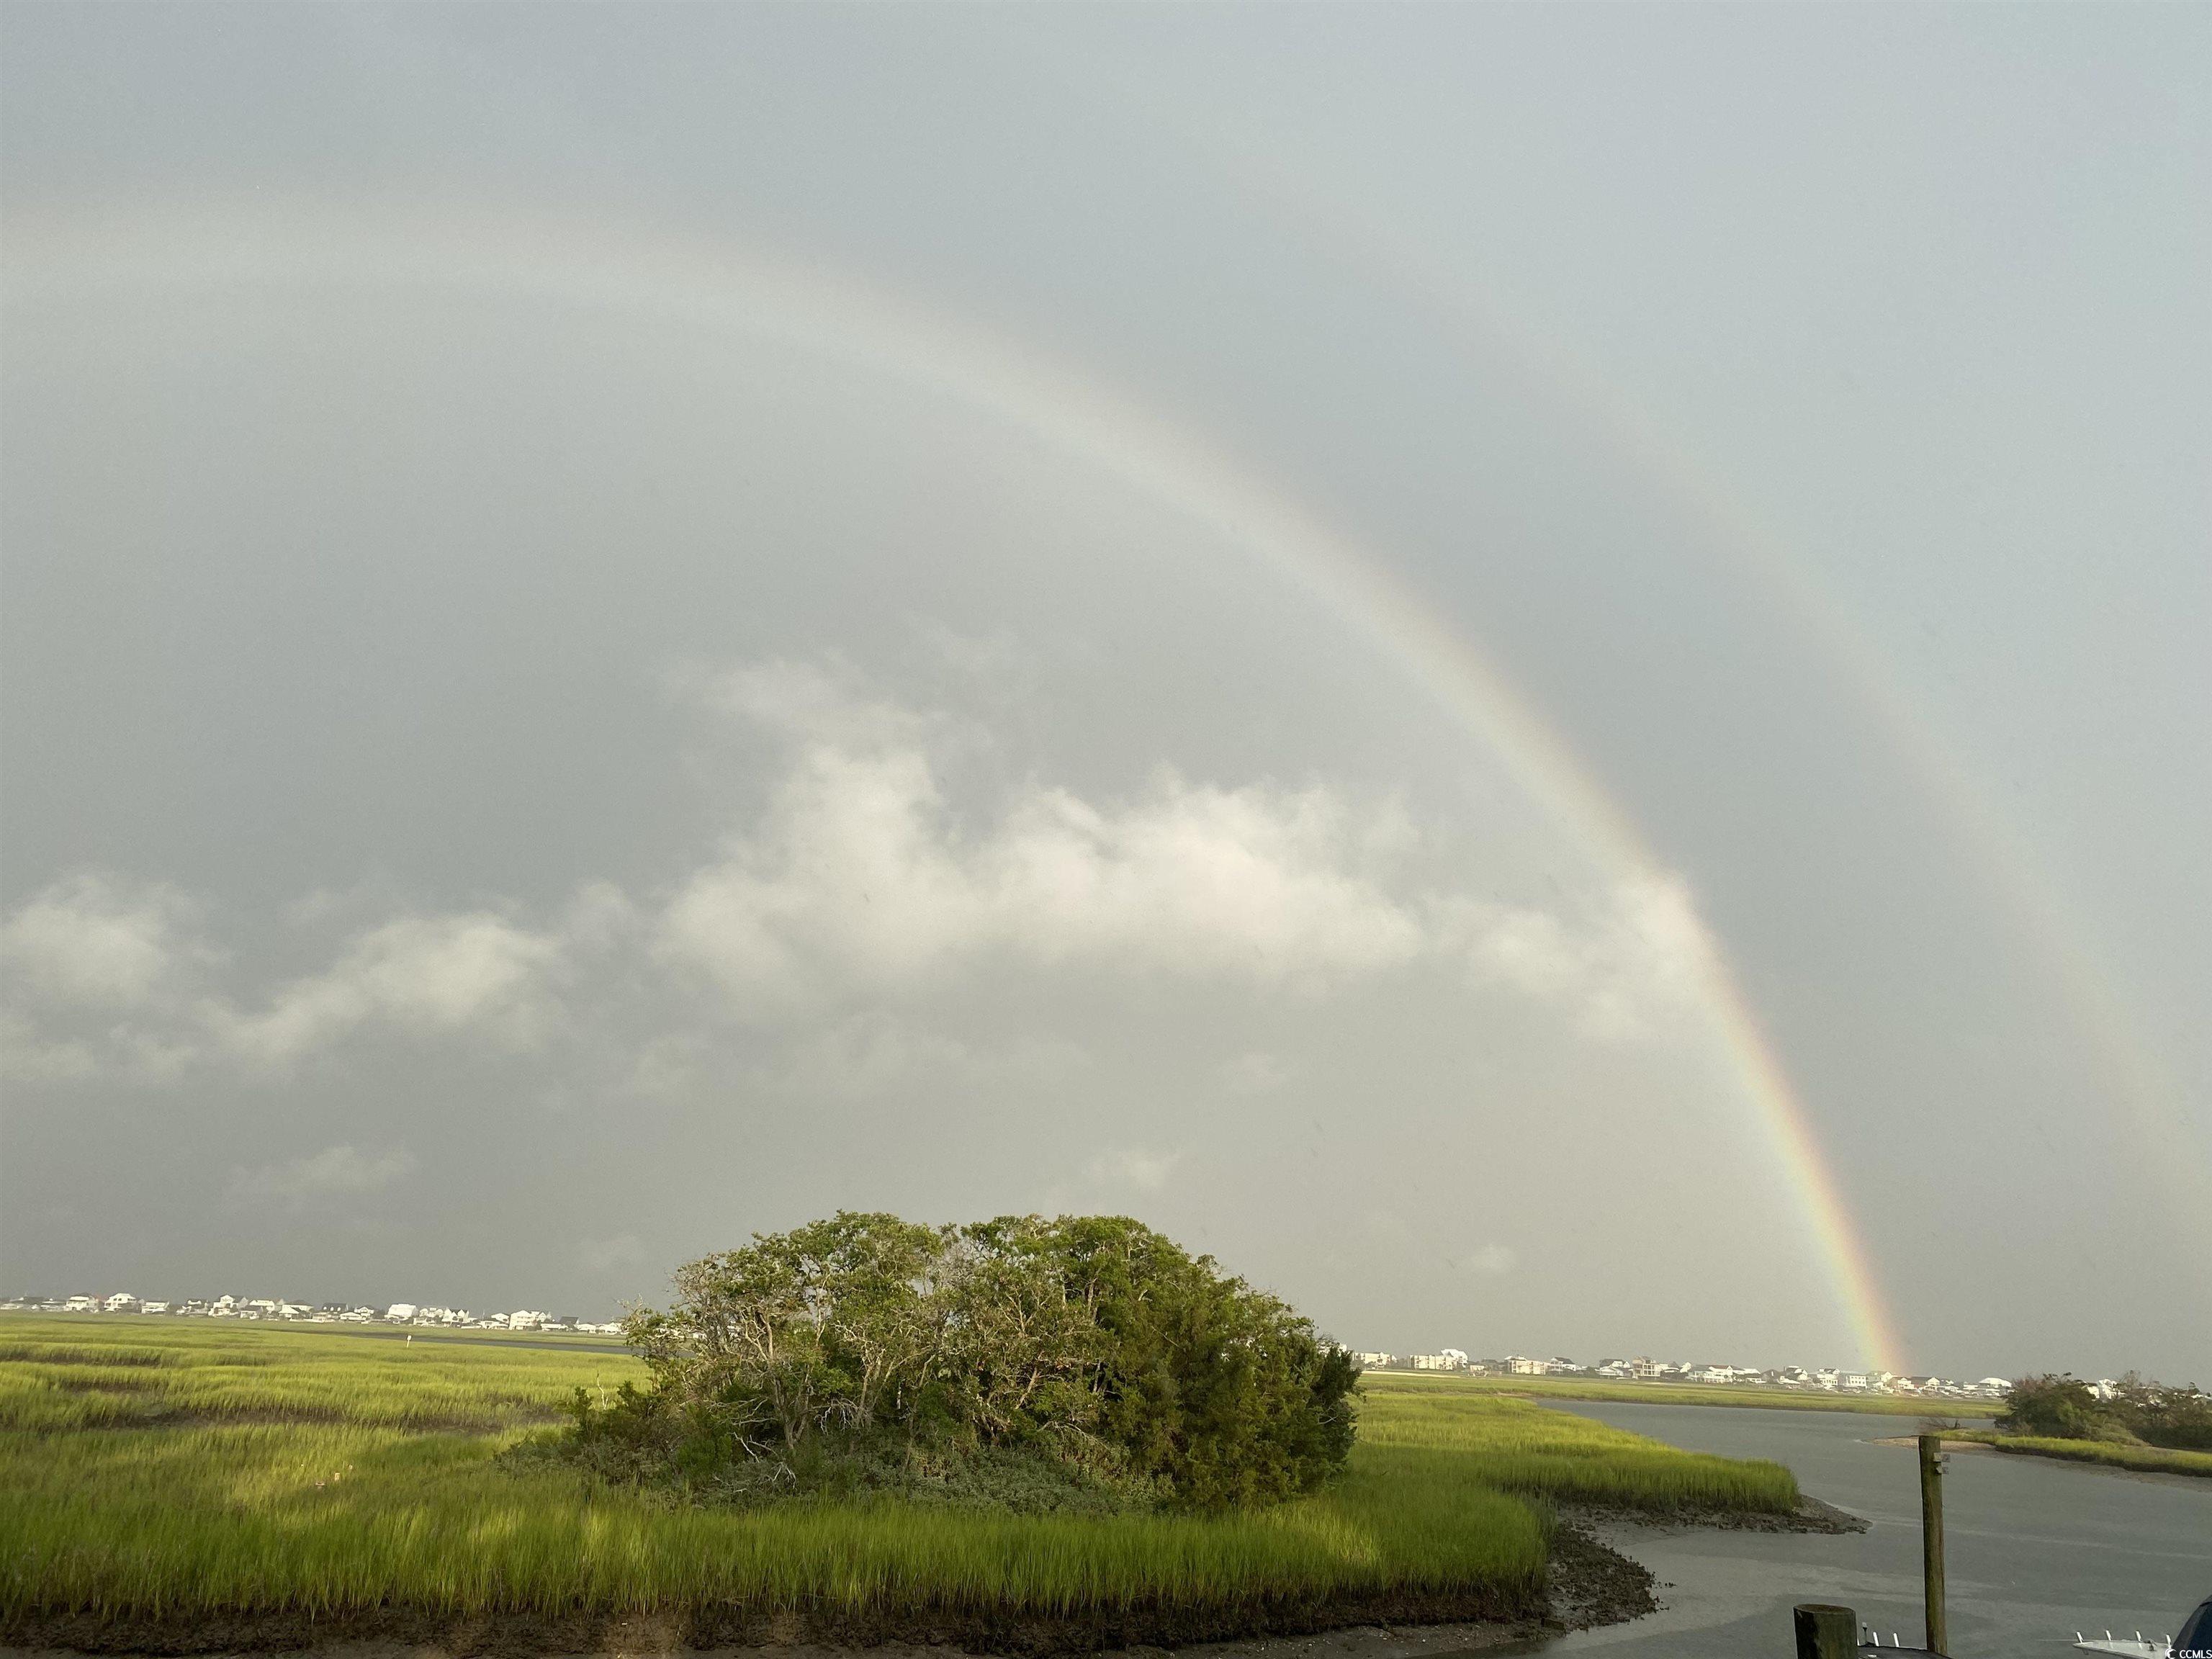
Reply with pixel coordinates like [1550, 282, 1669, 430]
[0, 1592, 1547, 1659]
[1555, 1495, 1867, 1537]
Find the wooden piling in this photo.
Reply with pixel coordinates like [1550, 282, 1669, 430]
[1794, 1602, 1857, 1659]
[1919, 1432, 1948, 1655]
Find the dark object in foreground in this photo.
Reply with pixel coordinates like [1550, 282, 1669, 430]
[1797, 1602, 1948, 1659]
[1795, 1604, 1857, 1659]
[1918, 1433, 1947, 1655]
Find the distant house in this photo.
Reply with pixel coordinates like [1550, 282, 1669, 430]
[385, 1303, 418, 1323]
[102, 1292, 140, 1313]
[1352, 1352, 1396, 1369]
[1689, 1364, 1755, 1384]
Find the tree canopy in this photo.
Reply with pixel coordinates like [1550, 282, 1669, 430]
[2000, 1372, 2212, 1450]
[571, 1212, 1359, 1511]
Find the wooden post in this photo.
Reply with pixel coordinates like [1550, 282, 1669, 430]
[1919, 1433, 1948, 1655]
[1794, 1603, 1857, 1659]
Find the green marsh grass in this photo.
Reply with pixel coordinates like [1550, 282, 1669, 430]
[1357, 1377, 1798, 1512]
[1946, 1429, 2212, 1479]
[1374, 1370, 2002, 1419]
[0, 1316, 1794, 1629]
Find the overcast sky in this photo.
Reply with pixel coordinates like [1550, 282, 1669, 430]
[4, 4, 2206, 1380]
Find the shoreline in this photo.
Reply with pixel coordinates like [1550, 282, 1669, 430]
[0, 1503, 1874, 1659]
[1869, 1433, 2212, 1483]
[1377, 1377, 2000, 1421]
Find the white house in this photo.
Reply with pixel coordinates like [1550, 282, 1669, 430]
[385, 1303, 418, 1323]
[102, 1292, 140, 1312]
[1412, 1349, 1470, 1370]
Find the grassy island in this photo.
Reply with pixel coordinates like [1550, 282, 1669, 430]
[0, 1220, 1807, 1652]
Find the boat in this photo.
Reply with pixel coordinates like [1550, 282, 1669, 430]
[2075, 1596, 2212, 1659]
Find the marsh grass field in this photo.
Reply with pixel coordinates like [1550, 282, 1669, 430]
[1942, 1427, 2212, 1479]
[0, 1316, 1801, 1651]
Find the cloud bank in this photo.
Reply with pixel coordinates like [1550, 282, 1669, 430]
[2, 662, 1723, 1090]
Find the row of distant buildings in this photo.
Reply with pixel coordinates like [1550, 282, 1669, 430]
[1351, 1349, 2013, 1401]
[0, 1299, 2047, 1401]
[2, 1290, 623, 1336]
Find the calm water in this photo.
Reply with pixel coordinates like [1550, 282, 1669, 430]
[1536, 1403, 2210, 1659]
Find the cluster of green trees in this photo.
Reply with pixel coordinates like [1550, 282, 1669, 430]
[2000, 1373, 2212, 1450]
[567, 1212, 1359, 1511]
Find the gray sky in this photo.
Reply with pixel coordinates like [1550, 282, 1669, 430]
[4, 4, 2205, 1380]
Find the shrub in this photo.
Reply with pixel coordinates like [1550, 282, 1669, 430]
[586, 1212, 1359, 1511]
[1999, 1372, 2212, 1450]
[1999, 1374, 2108, 1439]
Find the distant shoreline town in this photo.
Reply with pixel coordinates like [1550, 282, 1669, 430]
[1352, 1347, 2013, 1401]
[5, 1293, 2020, 1398]
[2, 1290, 624, 1336]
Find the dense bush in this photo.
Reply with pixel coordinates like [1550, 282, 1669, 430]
[2000, 1372, 2212, 1451]
[569, 1212, 1359, 1511]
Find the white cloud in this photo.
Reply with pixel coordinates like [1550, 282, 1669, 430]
[1460, 1243, 1518, 1277]
[6, 873, 581, 1080]
[1, 873, 201, 1007]
[1087, 1147, 1182, 1193]
[1449, 875, 1717, 1042]
[686, 656, 938, 750]
[217, 912, 563, 1066]
[658, 693, 1426, 1010]
[657, 673, 1722, 1048]
[4, 673, 1732, 1099]
[1, 1011, 101, 1082]
[230, 1143, 415, 1208]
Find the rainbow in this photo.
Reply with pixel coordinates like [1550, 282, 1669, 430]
[9, 203, 1910, 1372]
[1184, 138, 2212, 1292]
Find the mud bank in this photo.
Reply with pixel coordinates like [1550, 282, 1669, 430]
[1, 1586, 1546, 1659]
